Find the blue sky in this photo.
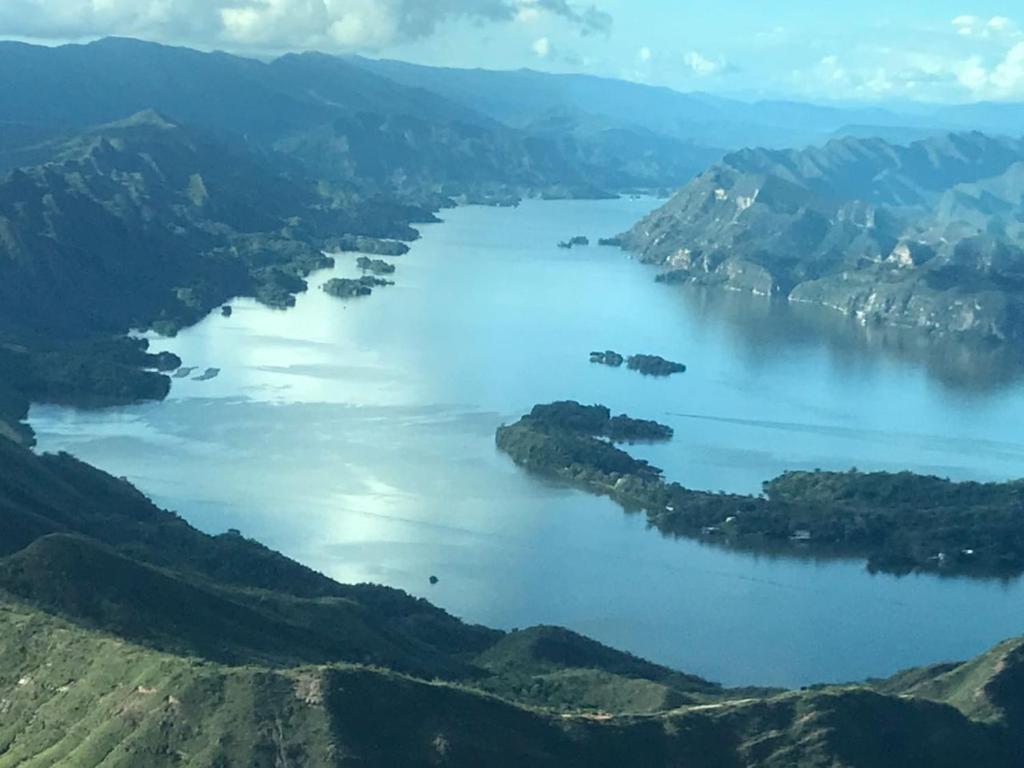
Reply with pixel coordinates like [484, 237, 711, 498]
[2, 1, 1023, 102]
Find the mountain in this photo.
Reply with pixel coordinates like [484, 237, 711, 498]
[2, 436, 1024, 766]
[0, 37, 707, 197]
[621, 132, 1024, 342]
[348, 58, 910, 148]
[0, 110, 349, 336]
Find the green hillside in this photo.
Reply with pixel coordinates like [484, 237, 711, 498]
[1, 435, 1024, 765]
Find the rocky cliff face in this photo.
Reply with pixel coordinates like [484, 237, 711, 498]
[623, 132, 1024, 342]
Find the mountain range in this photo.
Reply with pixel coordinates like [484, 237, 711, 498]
[0, 37, 724, 198]
[622, 131, 1024, 341]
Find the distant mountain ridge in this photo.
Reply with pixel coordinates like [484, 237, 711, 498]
[347, 56, 1024, 149]
[0, 37, 711, 197]
[622, 131, 1024, 342]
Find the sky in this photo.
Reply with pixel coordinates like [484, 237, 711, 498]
[2, 1, 1024, 103]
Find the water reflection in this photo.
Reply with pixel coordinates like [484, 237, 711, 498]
[670, 285, 1024, 394]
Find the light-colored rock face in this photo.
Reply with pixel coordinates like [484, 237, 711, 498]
[667, 248, 692, 268]
[889, 243, 914, 267]
[736, 191, 758, 212]
[714, 188, 728, 202]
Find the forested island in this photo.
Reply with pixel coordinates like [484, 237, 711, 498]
[323, 276, 394, 298]
[497, 401, 1024, 578]
[356, 256, 397, 274]
[626, 354, 687, 376]
[589, 351, 686, 376]
[590, 350, 625, 367]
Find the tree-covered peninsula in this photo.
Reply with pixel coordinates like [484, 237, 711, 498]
[497, 401, 1024, 578]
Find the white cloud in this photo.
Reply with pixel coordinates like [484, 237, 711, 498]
[532, 36, 550, 58]
[513, 0, 611, 35]
[683, 50, 728, 77]
[793, 38, 1024, 102]
[951, 14, 1019, 39]
[0, 0, 611, 51]
[637, 46, 651, 63]
[966, 42, 1024, 96]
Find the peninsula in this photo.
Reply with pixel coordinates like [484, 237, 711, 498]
[497, 401, 1024, 578]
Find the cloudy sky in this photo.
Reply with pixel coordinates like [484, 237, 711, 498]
[2, 0, 1024, 103]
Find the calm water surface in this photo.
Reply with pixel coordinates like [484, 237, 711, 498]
[31, 197, 1024, 688]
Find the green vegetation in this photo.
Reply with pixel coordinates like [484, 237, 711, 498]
[507, 401, 673, 445]
[3, 436, 1024, 765]
[589, 351, 686, 375]
[626, 354, 687, 376]
[0, 336, 182, 444]
[498, 402, 1024, 578]
[589, 350, 624, 367]
[356, 256, 397, 275]
[329, 234, 410, 256]
[322, 276, 394, 299]
[557, 235, 590, 249]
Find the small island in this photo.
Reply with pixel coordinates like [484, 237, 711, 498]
[497, 401, 672, 462]
[598, 236, 622, 247]
[590, 350, 624, 367]
[590, 351, 686, 376]
[323, 276, 394, 299]
[356, 256, 396, 275]
[497, 401, 1024, 579]
[220, 305, 232, 317]
[557, 235, 590, 249]
[193, 367, 221, 381]
[627, 354, 686, 376]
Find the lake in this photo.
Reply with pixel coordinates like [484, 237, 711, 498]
[31, 197, 1024, 688]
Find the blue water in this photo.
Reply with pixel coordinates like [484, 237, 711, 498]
[31, 197, 1024, 688]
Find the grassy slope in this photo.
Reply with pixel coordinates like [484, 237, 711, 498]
[2, 602, 1020, 767]
[2, 438, 1024, 765]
